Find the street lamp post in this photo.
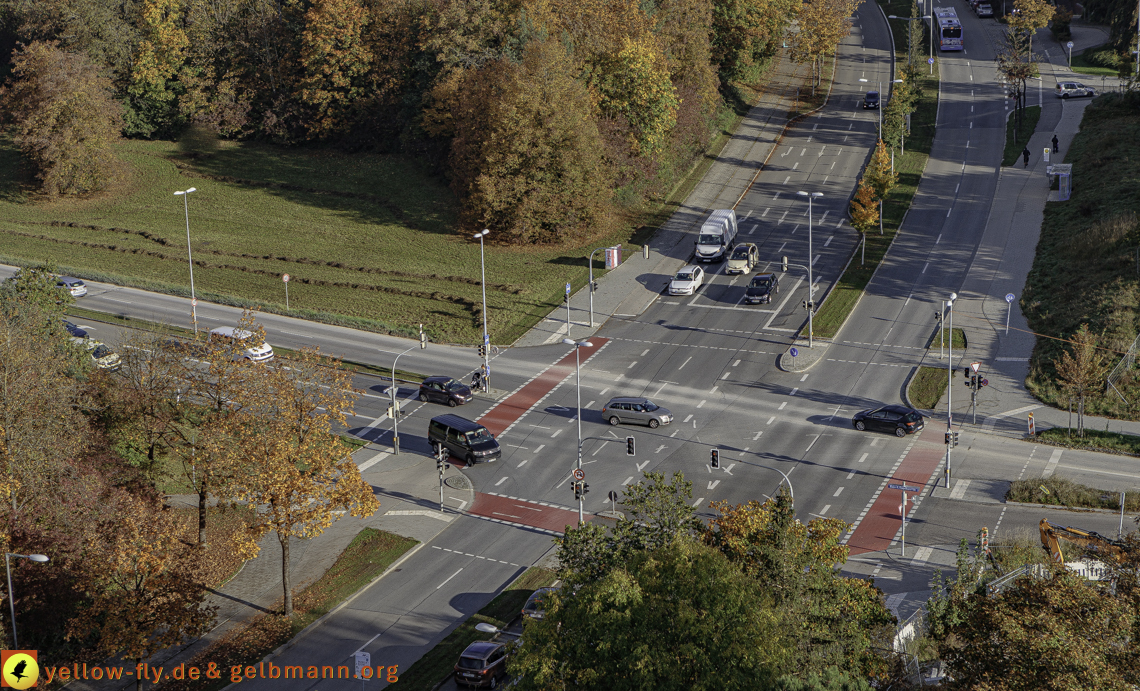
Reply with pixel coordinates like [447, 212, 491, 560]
[563, 338, 593, 525]
[174, 187, 198, 334]
[5, 552, 48, 649]
[945, 292, 957, 487]
[888, 15, 933, 74]
[587, 246, 616, 328]
[475, 229, 490, 391]
[389, 325, 426, 456]
[797, 191, 823, 348]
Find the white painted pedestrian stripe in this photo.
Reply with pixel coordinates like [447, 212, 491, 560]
[386, 510, 454, 522]
[834, 487, 844, 497]
[433, 546, 519, 566]
[948, 479, 971, 500]
[912, 546, 933, 565]
[357, 450, 390, 472]
[820, 505, 831, 515]
[995, 357, 1030, 361]
[1042, 449, 1063, 478]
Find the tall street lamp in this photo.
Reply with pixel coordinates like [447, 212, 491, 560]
[6, 552, 48, 649]
[797, 191, 823, 348]
[587, 246, 616, 328]
[945, 292, 957, 487]
[475, 229, 490, 391]
[888, 15, 933, 74]
[388, 325, 426, 456]
[563, 338, 593, 525]
[174, 187, 198, 334]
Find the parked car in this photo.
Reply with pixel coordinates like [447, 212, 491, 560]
[62, 320, 88, 344]
[208, 326, 275, 362]
[726, 243, 759, 275]
[744, 273, 779, 304]
[1056, 82, 1096, 99]
[454, 641, 508, 689]
[522, 586, 559, 620]
[84, 341, 121, 371]
[602, 397, 673, 429]
[973, 2, 993, 16]
[852, 405, 925, 437]
[669, 265, 705, 296]
[863, 91, 880, 109]
[419, 376, 473, 407]
[56, 276, 87, 297]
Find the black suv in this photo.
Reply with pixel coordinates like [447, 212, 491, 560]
[745, 273, 779, 304]
[454, 641, 508, 688]
[419, 376, 473, 407]
[863, 91, 880, 109]
[852, 405, 925, 437]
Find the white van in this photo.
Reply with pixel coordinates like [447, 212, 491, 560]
[209, 326, 275, 363]
[693, 209, 738, 263]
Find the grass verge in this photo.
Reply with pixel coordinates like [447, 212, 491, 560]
[928, 326, 966, 352]
[162, 528, 418, 691]
[909, 366, 949, 409]
[813, 1, 939, 340]
[1007, 474, 1140, 511]
[1069, 44, 1125, 77]
[1001, 106, 1042, 166]
[1034, 426, 1140, 457]
[395, 567, 558, 690]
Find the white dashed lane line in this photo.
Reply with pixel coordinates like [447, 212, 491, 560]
[432, 546, 520, 567]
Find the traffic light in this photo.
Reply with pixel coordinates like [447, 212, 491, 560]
[963, 367, 971, 378]
[626, 436, 636, 456]
[573, 481, 582, 500]
[782, 256, 789, 272]
[591, 280, 599, 291]
[478, 344, 486, 358]
[945, 431, 952, 445]
[582, 482, 590, 496]
[710, 448, 720, 469]
[951, 431, 960, 447]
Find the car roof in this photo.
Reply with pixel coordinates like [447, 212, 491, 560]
[460, 641, 503, 659]
[209, 326, 256, 339]
[607, 397, 649, 404]
[754, 273, 776, 279]
[58, 276, 83, 284]
[423, 376, 454, 384]
[430, 414, 485, 432]
[677, 264, 700, 273]
[734, 242, 756, 249]
[866, 90, 879, 96]
[881, 405, 916, 413]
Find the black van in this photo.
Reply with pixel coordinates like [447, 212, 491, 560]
[428, 414, 501, 465]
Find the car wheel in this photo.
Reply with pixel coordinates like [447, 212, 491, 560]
[419, 392, 428, 402]
[649, 418, 660, 429]
[448, 398, 458, 407]
[1061, 92, 1069, 99]
[895, 427, 906, 438]
[609, 416, 620, 426]
[489, 676, 498, 689]
[466, 453, 476, 466]
[854, 421, 866, 431]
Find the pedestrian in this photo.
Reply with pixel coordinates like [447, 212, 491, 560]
[1022, 146, 1030, 167]
[470, 368, 483, 391]
[1052, 134, 1059, 153]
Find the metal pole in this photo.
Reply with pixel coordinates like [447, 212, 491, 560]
[1006, 300, 1011, 334]
[390, 345, 415, 455]
[565, 285, 571, 340]
[5, 553, 16, 649]
[478, 231, 490, 391]
[285, 281, 289, 310]
[901, 491, 907, 557]
[176, 188, 199, 334]
[940, 302, 945, 359]
[946, 294, 956, 487]
[588, 247, 606, 328]
[1121, 492, 1126, 538]
[575, 344, 583, 525]
[808, 197, 814, 348]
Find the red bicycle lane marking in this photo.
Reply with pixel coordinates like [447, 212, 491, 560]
[467, 493, 586, 534]
[845, 428, 946, 556]
[477, 338, 607, 437]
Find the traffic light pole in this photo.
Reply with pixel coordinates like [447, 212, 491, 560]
[388, 325, 427, 456]
[575, 435, 636, 525]
[945, 295, 956, 487]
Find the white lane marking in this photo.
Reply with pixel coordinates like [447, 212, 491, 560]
[436, 568, 463, 590]
[623, 476, 634, 485]
[778, 402, 787, 410]
[767, 416, 776, 424]
[683, 414, 693, 423]
[779, 210, 789, 224]
[753, 430, 764, 440]
[693, 497, 705, 507]
[800, 373, 809, 382]
[708, 480, 720, 490]
[495, 477, 508, 486]
[533, 444, 545, 454]
[847, 470, 857, 479]
[551, 429, 562, 438]
[820, 210, 830, 224]
[385, 510, 453, 522]
[824, 235, 833, 247]
[922, 262, 929, 273]
[1043, 449, 1063, 478]
[820, 505, 831, 515]
[833, 487, 844, 497]
[517, 459, 528, 468]
[733, 359, 741, 366]
[697, 400, 706, 408]
[679, 356, 693, 370]
[637, 461, 649, 472]
[763, 208, 771, 216]
[655, 444, 666, 453]
[858, 452, 869, 463]
[640, 349, 650, 356]
[912, 546, 933, 564]
[805, 433, 821, 452]
[782, 176, 790, 185]
[627, 361, 637, 368]
[721, 372, 730, 379]
[935, 234, 941, 244]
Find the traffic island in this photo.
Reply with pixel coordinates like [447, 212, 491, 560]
[777, 339, 831, 372]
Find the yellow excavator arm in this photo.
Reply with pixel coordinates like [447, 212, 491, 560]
[1039, 518, 1128, 564]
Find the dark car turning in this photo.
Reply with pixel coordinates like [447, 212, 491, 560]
[852, 405, 925, 437]
[863, 91, 880, 109]
[454, 641, 508, 688]
[744, 273, 779, 304]
[419, 376, 473, 407]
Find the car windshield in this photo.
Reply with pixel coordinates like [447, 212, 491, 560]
[457, 657, 485, 670]
[904, 412, 922, 422]
[697, 233, 722, 245]
[675, 272, 695, 281]
[643, 402, 659, 412]
[731, 247, 750, 259]
[445, 379, 466, 391]
[750, 277, 772, 288]
[866, 92, 878, 100]
[92, 345, 112, 359]
[466, 428, 494, 445]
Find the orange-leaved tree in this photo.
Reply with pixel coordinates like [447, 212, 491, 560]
[863, 139, 897, 235]
[298, 0, 373, 138]
[849, 180, 879, 265]
[223, 346, 377, 615]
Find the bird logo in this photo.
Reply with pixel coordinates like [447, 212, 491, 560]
[1, 651, 39, 689]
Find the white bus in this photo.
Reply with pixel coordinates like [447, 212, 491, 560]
[933, 7, 964, 50]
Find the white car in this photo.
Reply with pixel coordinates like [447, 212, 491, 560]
[209, 326, 275, 362]
[56, 276, 87, 297]
[1056, 82, 1095, 99]
[83, 340, 121, 371]
[669, 265, 705, 296]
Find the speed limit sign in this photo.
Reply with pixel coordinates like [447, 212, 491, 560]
[572, 469, 585, 481]
[283, 273, 290, 282]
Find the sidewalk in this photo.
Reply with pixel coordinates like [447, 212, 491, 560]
[512, 50, 809, 347]
[923, 33, 1140, 441]
[67, 445, 470, 691]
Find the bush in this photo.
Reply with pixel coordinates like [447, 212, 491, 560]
[1007, 475, 1140, 510]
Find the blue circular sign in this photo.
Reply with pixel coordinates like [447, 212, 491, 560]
[790, 347, 799, 357]
[928, 57, 934, 64]
[1005, 293, 1015, 303]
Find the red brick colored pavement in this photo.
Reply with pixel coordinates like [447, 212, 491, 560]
[467, 493, 586, 534]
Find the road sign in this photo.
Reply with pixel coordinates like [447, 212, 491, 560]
[355, 651, 370, 678]
[981, 378, 989, 386]
[1066, 41, 1074, 48]
[565, 282, 571, 295]
[608, 490, 619, 502]
[484, 333, 490, 345]
[970, 361, 981, 373]
[282, 273, 290, 283]
[888, 483, 921, 492]
[572, 469, 585, 481]
[1005, 293, 1015, 303]
[191, 298, 197, 306]
[789, 347, 799, 358]
[928, 57, 934, 64]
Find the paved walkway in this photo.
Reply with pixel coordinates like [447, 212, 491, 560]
[67, 447, 470, 691]
[513, 50, 810, 347]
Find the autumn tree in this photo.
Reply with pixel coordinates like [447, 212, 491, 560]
[848, 180, 878, 264]
[222, 346, 377, 615]
[711, 0, 800, 82]
[863, 139, 897, 234]
[508, 537, 787, 690]
[996, 27, 1034, 132]
[593, 35, 680, 156]
[71, 492, 216, 691]
[1055, 324, 1108, 436]
[126, 0, 190, 138]
[1, 41, 122, 195]
[1008, 0, 1054, 57]
[790, 0, 858, 93]
[298, 0, 373, 138]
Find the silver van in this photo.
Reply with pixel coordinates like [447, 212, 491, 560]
[602, 397, 673, 428]
[693, 209, 738, 263]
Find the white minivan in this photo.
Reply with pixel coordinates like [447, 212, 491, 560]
[693, 209, 738, 263]
[209, 326, 275, 362]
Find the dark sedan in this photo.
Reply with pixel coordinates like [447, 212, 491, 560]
[419, 376, 473, 407]
[744, 273, 779, 304]
[863, 91, 880, 109]
[852, 405, 925, 437]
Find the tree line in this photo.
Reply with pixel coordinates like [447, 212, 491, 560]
[0, 265, 375, 667]
[0, 0, 858, 243]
